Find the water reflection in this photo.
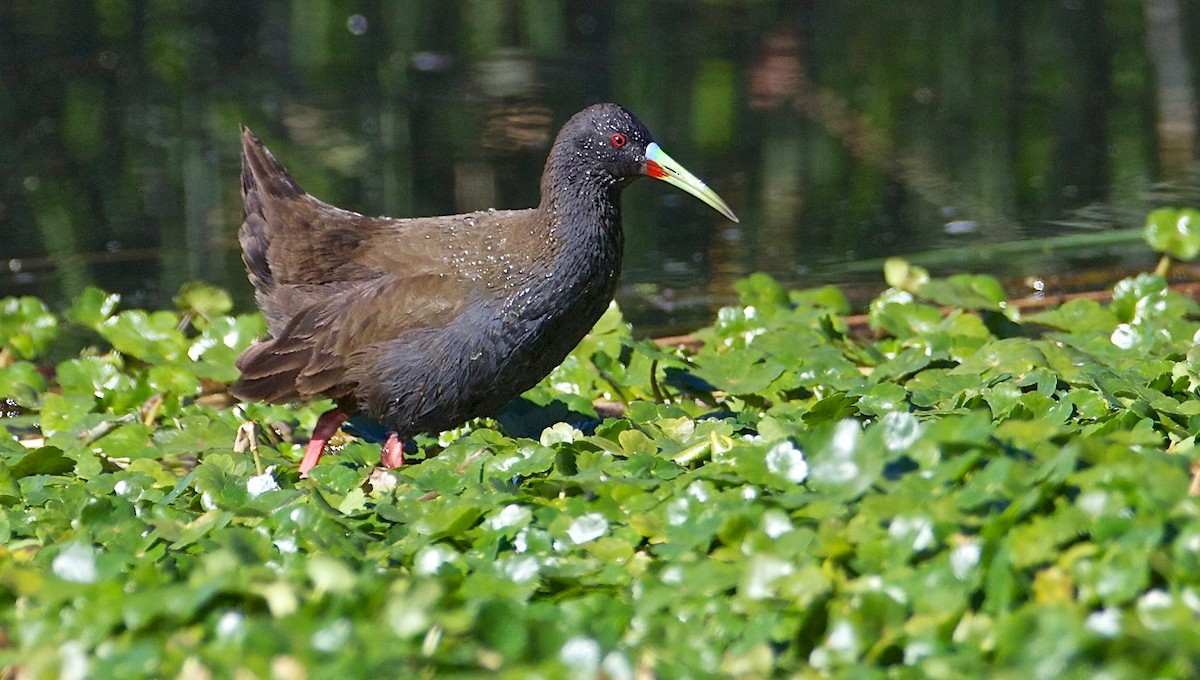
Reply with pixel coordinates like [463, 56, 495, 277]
[0, 1, 1197, 335]
[1145, 0, 1197, 173]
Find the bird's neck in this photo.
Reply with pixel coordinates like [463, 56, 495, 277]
[533, 154, 627, 312]
[536, 154, 625, 253]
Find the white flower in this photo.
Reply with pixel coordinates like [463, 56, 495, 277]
[499, 555, 539, 584]
[950, 541, 981, 579]
[246, 467, 280, 497]
[904, 641, 934, 665]
[686, 481, 711, 503]
[743, 555, 793, 600]
[59, 641, 89, 680]
[1137, 589, 1174, 630]
[762, 510, 793, 539]
[1085, 608, 1121, 638]
[52, 543, 97, 584]
[660, 566, 683, 584]
[827, 619, 857, 651]
[560, 637, 601, 672]
[765, 441, 808, 483]
[601, 651, 635, 680]
[311, 618, 351, 652]
[880, 411, 921, 451]
[1110, 324, 1139, 349]
[414, 544, 457, 576]
[541, 422, 584, 445]
[216, 611, 244, 639]
[889, 516, 934, 551]
[831, 419, 861, 456]
[566, 513, 608, 545]
[665, 498, 690, 526]
[485, 504, 531, 531]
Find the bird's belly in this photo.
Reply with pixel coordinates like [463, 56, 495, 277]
[361, 284, 613, 438]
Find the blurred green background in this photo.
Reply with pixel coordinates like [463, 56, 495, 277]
[1, 0, 1198, 333]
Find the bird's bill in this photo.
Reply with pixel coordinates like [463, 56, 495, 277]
[644, 142, 739, 223]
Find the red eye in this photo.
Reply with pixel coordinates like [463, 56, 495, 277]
[610, 133, 627, 148]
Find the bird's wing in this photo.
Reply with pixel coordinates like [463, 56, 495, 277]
[239, 127, 390, 317]
[234, 126, 544, 406]
[230, 266, 473, 404]
[231, 203, 545, 405]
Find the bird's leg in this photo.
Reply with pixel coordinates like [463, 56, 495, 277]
[299, 409, 348, 478]
[380, 432, 405, 468]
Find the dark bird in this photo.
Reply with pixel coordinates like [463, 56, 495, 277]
[231, 103, 738, 477]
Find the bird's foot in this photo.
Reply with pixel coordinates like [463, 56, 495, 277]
[380, 432, 405, 468]
[299, 409, 349, 479]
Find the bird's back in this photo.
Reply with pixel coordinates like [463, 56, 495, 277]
[239, 127, 387, 334]
[232, 127, 571, 415]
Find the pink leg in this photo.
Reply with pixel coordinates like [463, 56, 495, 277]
[298, 410, 348, 478]
[380, 432, 405, 468]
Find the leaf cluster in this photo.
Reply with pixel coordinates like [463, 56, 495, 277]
[2, 267, 1200, 677]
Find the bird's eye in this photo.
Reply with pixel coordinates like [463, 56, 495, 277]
[610, 133, 628, 148]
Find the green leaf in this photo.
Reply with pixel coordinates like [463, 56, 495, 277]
[884, 258, 930, 291]
[802, 393, 859, 426]
[867, 290, 943, 338]
[0, 462, 21, 504]
[0, 296, 59, 360]
[188, 314, 265, 382]
[1025, 299, 1117, 333]
[65, 286, 121, 329]
[0, 361, 46, 408]
[146, 365, 203, 398]
[9, 446, 75, 478]
[805, 420, 880, 500]
[689, 350, 785, 396]
[99, 310, 188, 364]
[39, 393, 100, 437]
[1143, 207, 1200, 260]
[855, 383, 909, 417]
[1110, 273, 1167, 324]
[56, 357, 125, 397]
[734, 272, 790, 312]
[174, 282, 233, 320]
[789, 285, 850, 314]
[918, 274, 1008, 311]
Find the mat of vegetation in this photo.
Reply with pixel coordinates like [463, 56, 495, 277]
[4, 248, 1200, 676]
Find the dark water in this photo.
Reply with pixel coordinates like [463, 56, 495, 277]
[2, 1, 1199, 335]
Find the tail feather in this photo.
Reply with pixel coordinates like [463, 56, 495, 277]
[240, 126, 303, 201]
[231, 330, 353, 403]
[230, 338, 305, 403]
[231, 292, 355, 404]
[238, 126, 308, 301]
[233, 126, 368, 406]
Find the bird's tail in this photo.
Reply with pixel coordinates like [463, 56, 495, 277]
[238, 126, 307, 298]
